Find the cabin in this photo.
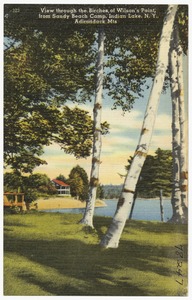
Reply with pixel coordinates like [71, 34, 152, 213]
[4, 192, 25, 211]
[51, 179, 71, 196]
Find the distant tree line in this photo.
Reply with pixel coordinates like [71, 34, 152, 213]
[101, 185, 122, 199]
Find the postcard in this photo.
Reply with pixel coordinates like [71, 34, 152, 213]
[3, 2, 189, 297]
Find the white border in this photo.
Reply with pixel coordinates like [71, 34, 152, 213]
[1, 1, 191, 300]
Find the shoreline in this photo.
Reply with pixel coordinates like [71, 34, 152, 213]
[30, 197, 171, 211]
[35, 197, 106, 210]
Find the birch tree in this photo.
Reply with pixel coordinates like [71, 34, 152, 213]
[80, 28, 105, 227]
[169, 24, 188, 223]
[177, 26, 188, 222]
[79, 15, 164, 228]
[169, 26, 184, 223]
[100, 5, 178, 248]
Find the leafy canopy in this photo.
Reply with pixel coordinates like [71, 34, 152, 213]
[4, 4, 187, 173]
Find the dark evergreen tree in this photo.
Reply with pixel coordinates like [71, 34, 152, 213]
[151, 148, 173, 197]
[126, 148, 173, 198]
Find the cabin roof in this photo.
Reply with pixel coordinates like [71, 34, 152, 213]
[52, 179, 69, 187]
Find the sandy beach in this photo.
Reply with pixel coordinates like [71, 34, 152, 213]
[35, 197, 106, 210]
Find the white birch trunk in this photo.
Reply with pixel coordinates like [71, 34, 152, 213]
[100, 5, 178, 248]
[176, 27, 188, 221]
[169, 28, 184, 223]
[80, 28, 104, 227]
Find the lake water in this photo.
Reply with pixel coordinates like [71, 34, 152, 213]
[42, 198, 173, 222]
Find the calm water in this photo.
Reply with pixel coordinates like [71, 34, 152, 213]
[42, 198, 173, 222]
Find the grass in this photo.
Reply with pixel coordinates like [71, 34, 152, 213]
[4, 212, 188, 296]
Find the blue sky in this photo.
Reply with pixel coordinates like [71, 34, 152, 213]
[35, 55, 188, 184]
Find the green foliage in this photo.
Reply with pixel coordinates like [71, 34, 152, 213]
[126, 148, 173, 198]
[4, 9, 96, 101]
[23, 188, 38, 203]
[177, 5, 188, 55]
[4, 172, 57, 203]
[4, 206, 21, 215]
[56, 174, 67, 182]
[4, 39, 58, 173]
[24, 173, 57, 196]
[4, 16, 96, 173]
[68, 165, 89, 201]
[104, 5, 188, 109]
[4, 4, 188, 173]
[105, 34, 159, 111]
[4, 172, 23, 192]
[4, 213, 188, 296]
[4, 35, 108, 171]
[56, 107, 93, 158]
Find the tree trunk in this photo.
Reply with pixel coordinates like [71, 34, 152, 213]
[159, 189, 164, 222]
[176, 26, 188, 222]
[168, 25, 184, 223]
[100, 5, 178, 248]
[129, 191, 137, 220]
[80, 28, 104, 227]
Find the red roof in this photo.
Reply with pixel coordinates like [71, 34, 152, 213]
[52, 179, 69, 187]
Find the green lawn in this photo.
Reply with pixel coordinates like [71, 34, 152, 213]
[4, 212, 188, 296]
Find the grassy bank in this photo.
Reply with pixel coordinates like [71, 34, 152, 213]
[4, 212, 188, 296]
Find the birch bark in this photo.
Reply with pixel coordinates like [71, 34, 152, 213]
[100, 5, 178, 248]
[80, 28, 104, 227]
[169, 28, 184, 223]
[170, 29, 183, 223]
[176, 27, 188, 222]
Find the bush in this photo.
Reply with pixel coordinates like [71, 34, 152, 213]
[4, 206, 21, 214]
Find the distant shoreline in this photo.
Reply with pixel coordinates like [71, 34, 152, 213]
[35, 197, 106, 210]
